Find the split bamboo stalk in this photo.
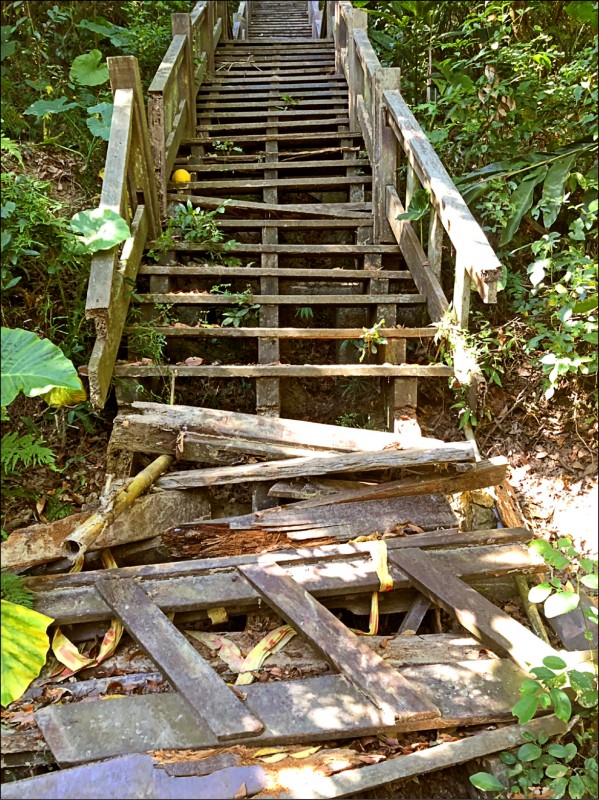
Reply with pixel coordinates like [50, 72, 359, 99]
[61, 455, 173, 560]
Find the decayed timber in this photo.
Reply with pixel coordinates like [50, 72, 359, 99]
[96, 578, 263, 740]
[272, 716, 568, 799]
[28, 541, 542, 626]
[0, 490, 209, 572]
[35, 659, 529, 767]
[165, 194, 371, 217]
[134, 293, 425, 305]
[153, 441, 477, 490]
[389, 547, 561, 671]
[239, 562, 440, 724]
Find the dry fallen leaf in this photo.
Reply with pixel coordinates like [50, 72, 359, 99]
[290, 746, 321, 759]
[259, 753, 288, 764]
[253, 747, 286, 758]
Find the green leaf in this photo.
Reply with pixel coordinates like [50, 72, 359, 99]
[542, 655, 568, 670]
[549, 688, 572, 722]
[546, 764, 569, 778]
[469, 772, 505, 792]
[1, 599, 53, 706]
[544, 591, 580, 618]
[500, 166, 548, 246]
[512, 695, 539, 724]
[520, 679, 543, 696]
[396, 189, 429, 221]
[517, 743, 542, 761]
[563, 743, 578, 762]
[499, 752, 517, 765]
[86, 102, 113, 141]
[24, 97, 79, 120]
[69, 50, 109, 86]
[69, 208, 130, 254]
[542, 154, 577, 228]
[565, 1, 599, 32]
[569, 774, 588, 799]
[1, 328, 85, 408]
[547, 744, 567, 758]
[581, 574, 598, 589]
[549, 776, 569, 798]
[572, 295, 598, 314]
[528, 583, 553, 604]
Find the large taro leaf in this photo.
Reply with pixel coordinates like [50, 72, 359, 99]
[1, 600, 53, 706]
[24, 97, 79, 120]
[86, 102, 113, 141]
[69, 50, 109, 86]
[541, 153, 576, 229]
[1, 327, 85, 408]
[500, 166, 548, 247]
[69, 207, 130, 254]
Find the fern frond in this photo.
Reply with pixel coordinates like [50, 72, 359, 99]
[0, 432, 56, 473]
[1, 132, 23, 165]
[1, 572, 34, 608]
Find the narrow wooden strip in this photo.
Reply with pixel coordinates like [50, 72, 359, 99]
[182, 131, 363, 144]
[137, 326, 434, 340]
[197, 117, 349, 132]
[96, 578, 263, 740]
[109, 363, 454, 381]
[389, 548, 560, 671]
[168, 194, 370, 217]
[169, 176, 371, 190]
[138, 266, 412, 280]
[212, 219, 370, 228]
[153, 441, 474, 490]
[183, 159, 364, 171]
[398, 594, 431, 635]
[239, 562, 440, 724]
[133, 294, 425, 305]
[147, 244, 395, 255]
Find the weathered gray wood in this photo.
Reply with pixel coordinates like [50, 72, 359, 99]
[134, 293, 425, 305]
[239, 562, 440, 724]
[29, 542, 541, 626]
[211, 218, 369, 228]
[386, 186, 449, 323]
[35, 663, 533, 767]
[88, 204, 148, 408]
[384, 89, 501, 303]
[139, 326, 434, 340]
[150, 243, 398, 254]
[182, 158, 361, 171]
[428, 207, 443, 281]
[373, 67, 401, 243]
[172, 175, 371, 191]
[0, 489, 209, 572]
[269, 477, 379, 499]
[111, 364, 454, 380]
[197, 116, 348, 131]
[169, 193, 370, 217]
[398, 594, 431, 634]
[96, 578, 263, 740]
[273, 716, 568, 799]
[154, 441, 475, 490]
[183, 131, 363, 144]
[270, 456, 509, 510]
[111, 402, 398, 453]
[389, 548, 561, 671]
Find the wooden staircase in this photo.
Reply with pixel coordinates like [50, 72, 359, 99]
[112, 11, 453, 428]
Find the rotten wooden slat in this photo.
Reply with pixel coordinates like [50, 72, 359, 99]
[164, 194, 371, 218]
[96, 578, 263, 741]
[273, 716, 568, 799]
[29, 541, 541, 626]
[239, 562, 439, 724]
[398, 594, 431, 635]
[153, 441, 476, 490]
[389, 547, 561, 671]
[35, 659, 530, 766]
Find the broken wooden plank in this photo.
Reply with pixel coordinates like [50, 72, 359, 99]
[239, 562, 440, 724]
[34, 660, 531, 766]
[273, 716, 568, 799]
[265, 457, 508, 509]
[134, 293, 425, 305]
[154, 441, 477, 490]
[389, 547, 560, 671]
[165, 194, 371, 218]
[398, 594, 431, 635]
[96, 578, 264, 741]
[1, 490, 209, 572]
[112, 364, 453, 380]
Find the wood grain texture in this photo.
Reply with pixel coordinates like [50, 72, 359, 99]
[96, 578, 263, 740]
[238, 562, 440, 724]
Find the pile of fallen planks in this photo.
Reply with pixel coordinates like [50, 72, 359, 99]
[1, 405, 594, 799]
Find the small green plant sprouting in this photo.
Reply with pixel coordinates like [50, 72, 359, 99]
[335, 412, 376, 429]
[276, 94, 301, 111]
[1, 572, 34, 608]
[1, 431, 56, 474]
[211, 284, 260, 327]
[148, 202, 238, 261]
[213, 140, 243, 154]
[296, 306, 314, 323]
[359, 319, 388, 362]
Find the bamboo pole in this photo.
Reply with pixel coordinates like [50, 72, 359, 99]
[62, 455, 173, 560]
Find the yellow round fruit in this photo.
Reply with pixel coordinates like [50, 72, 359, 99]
[172, 169, 192, 183]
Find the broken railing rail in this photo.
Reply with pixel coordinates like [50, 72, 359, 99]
[84, 56, 161, 410]
[148, 0, 230, 213]
[232, 1, 250, 40]
[327, 0, 502, 327]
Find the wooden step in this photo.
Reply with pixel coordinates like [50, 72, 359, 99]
[169, 176, 370, 191]
[152, 244, 398, 255]
[204, 74, 343, 86]
[111, 364, 453, 379]
[197, 98, 348, 110]
[139, 265, 410, 279]
[219, 38, 334, 45]
[136, 326, 436, 340]
[196, 118, 351, 132]
[133, 293, 425, 305]
[197, 90, 348, 102]
[179, 159, 368, 173]
[166, 195, 371, 218]
[199, 80, 347, 94]
[182, 131, 362, 144]
[196, 108, 348, 120]
[210, 218, 371, 229]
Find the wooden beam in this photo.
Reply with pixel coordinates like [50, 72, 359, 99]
[111, 364, 454, 380]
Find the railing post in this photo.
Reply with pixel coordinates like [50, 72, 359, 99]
[171, 13, 195, 139]
[348, 9, 367, 130]
[334, 3, 342, 74]
[373, 68, 401, 244]
[109, 56, 161, 238]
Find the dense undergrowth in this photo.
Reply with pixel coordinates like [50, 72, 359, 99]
[359, 0, 598, 423]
